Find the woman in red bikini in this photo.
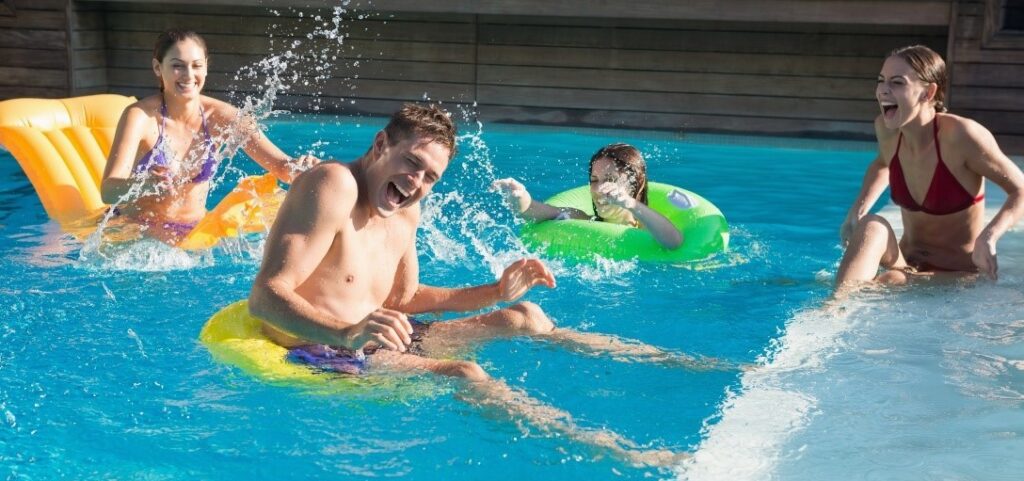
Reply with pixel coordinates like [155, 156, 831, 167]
[101, 29, 316, 244]
[837, 45, 1024, 286]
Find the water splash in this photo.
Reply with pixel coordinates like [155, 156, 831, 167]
[127, 328, 148, 359]
[232, 3, 365, 116]
[574, 256, 639, 284]
[419, 118, 638, 283]
[79, 238, 213, 272]
[419, 118, 533, 277]
[3, 404, 14, 429]
[420, 187, 532, 279]
[101, 282, 116, 302]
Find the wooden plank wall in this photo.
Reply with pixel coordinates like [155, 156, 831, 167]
[948, 0, 1024, 154]
[0, 0, 107, 98]
[473, 16, 945, 138]
[99, 3, 477, 116]
[7, 1, 1020, 153]
[0, 0, 70, 99]
[71, 0, 108, 95]
[90, 2, 949, 142]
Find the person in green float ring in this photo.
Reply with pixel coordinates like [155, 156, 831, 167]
[493, 143, 683, 250]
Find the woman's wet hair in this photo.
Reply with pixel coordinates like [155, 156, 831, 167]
[589, 143, 648, 220]
[153, 29, 208, 63]
[887, 45, 948, 113]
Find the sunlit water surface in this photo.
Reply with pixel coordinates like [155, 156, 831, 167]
[1, 117, 1021, 480]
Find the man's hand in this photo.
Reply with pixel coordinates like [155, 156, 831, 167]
[972, 235, 999, 281]
[343, 308, 414, 352]
[492, 178, 533, 214]
[498, 258, 556, 302]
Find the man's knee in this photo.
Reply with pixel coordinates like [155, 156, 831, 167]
[507, 301, 554, 334]
[440, 360, 488, 381]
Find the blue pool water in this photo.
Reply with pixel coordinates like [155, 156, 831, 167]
[1, 116, 1022, 480]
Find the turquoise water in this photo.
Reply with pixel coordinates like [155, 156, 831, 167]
[1, 116, 1021, 480]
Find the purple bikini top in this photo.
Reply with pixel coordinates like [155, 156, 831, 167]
[134, 101, 218, 183]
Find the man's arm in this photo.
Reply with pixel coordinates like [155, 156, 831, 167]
[402, 284, 504, 314]
[386, 244, 556, 314]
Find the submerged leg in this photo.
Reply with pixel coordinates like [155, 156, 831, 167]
[370, 350, 685, 467]
[461, 376, 686, 467]
[543, 328, 735, 371]
[422, 302, 732, 371]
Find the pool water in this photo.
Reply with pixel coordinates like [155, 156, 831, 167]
[1, 116, 1021, 480]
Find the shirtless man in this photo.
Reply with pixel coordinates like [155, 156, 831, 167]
[249, 103, 557, 379]
[248, 104, 687, 466]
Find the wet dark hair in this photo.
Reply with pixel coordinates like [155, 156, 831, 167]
[887, 45, 948, 113]
[589, 143, 648, 221]
[153, 29, 207, 63]
[383, 103, 458, 159]
[153, 30, 208, 92]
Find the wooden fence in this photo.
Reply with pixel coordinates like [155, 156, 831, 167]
[1, 0, 1020, 152]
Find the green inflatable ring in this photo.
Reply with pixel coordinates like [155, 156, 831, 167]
[200, 300, 437, 399]
[519, 182, 729, 263]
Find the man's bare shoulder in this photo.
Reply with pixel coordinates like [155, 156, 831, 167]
[283, 162, 360, 220]
[292, 161, 357, 194]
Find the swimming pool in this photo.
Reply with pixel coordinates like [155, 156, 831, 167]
[1, 116, 1021, 480]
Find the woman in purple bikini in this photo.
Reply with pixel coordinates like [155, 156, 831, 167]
[101, 29, 315, 244]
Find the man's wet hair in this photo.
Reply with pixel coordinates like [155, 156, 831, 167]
[383, 103, 457, 159]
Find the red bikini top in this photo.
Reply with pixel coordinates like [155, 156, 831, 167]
[889, 118, 983, 215]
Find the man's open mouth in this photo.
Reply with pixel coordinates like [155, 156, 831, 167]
[386, 182, 411, 207]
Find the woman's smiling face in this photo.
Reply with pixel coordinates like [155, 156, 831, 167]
[153, 38, 208, 99]
[876, 55, 936, 129]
